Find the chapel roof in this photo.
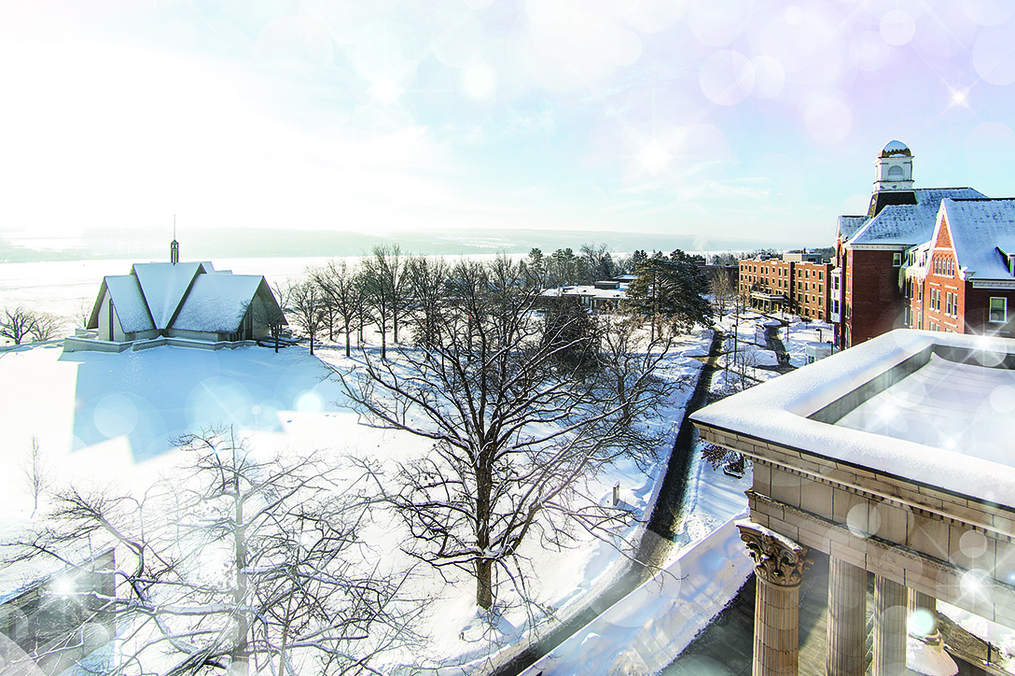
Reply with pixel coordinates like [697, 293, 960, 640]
[87, 262, 284, 335]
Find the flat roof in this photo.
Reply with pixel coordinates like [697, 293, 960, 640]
[836, 353, 1015, 458]
[691, 330, 1015, 508]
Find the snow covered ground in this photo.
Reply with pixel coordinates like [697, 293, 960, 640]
[518, 439, 752, 675]
[0, 321, 713, 672]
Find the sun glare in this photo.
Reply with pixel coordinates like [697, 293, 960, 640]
[637, 140, 673, 175]
[948, 87, 970, 108]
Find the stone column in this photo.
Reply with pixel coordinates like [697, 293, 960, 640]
[873, 575, 908, 676]
[826, 556, 867, 676]
[908, 589, 938, 639]
[738, 522, 810, 676]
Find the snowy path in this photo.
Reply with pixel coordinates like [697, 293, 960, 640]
[517, 454, 752, 675]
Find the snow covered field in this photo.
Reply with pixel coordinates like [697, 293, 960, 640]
[0, 290, 731, 673]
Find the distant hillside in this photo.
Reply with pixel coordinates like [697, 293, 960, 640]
[2, 227, 813, 262]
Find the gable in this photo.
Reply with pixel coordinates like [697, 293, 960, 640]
[933, 215, 953, 250]
[941, 199, 1015, 281]
[132, 262, 209, 330]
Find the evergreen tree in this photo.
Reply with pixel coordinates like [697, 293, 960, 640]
[623, 250, 712, 339]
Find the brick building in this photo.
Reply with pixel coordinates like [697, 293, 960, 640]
[833, 141, 1015, 348]
[738, 254, 831, 320]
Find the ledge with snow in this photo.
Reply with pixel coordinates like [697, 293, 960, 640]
[692, 329, 1015, 674]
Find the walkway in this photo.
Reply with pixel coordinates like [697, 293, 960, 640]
[491, 329, 725, 676]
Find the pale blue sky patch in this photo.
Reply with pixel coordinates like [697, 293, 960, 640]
[3, 0, 1015, 247]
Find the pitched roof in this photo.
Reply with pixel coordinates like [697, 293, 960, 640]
[132, 262, 209, 330]
[848, 188, 987, 247]
[938, 198, 1015, 281]
[101, 275, 155, 333]
[837, 215, 868, 240]
[87, 261, 285, 337]
[173, 274, 267, 334]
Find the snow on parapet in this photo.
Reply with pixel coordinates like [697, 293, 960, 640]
[691, 330, 1015, 509]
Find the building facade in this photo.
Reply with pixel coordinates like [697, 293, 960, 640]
[833, 141, 1015, 348]
[692, 330, 1015, 675]
[738, 255, 831, 320]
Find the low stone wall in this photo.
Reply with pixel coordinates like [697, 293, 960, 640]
[63, 337, 258, 354]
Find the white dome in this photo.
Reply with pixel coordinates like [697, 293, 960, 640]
[880, 140, 911, 158]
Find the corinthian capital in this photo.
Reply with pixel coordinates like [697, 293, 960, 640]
[737, 520, 810, 587]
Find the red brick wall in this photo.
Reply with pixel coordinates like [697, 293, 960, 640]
[846, 249, 905, 345]
[963, 286, 1015, 337]
[794, 262, 831, 320]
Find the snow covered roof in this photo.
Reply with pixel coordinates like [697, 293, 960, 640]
[937, 198, 1015, 281]
[132, 261, 209, 329]
[173, 274, 267, 333]
[837, 215, 868, 240]
[88, 261, 284, 337]
[848, 188, 987, 246]
[99, 275, 155, 333]
[691, 330, 1015, 508]
[880, 139, 911, 157]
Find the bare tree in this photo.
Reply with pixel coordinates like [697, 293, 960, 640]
[21, 436, 52, 518]
[0, 307, 60, 345]
[709, 268, 737, 320]
[75, 300, 93, 329]
[288, 275, 326, 356]
[4, 430, 411, 676]
[579, 242, 615, 284]
[404, 255, 449, 348]
[360, 245, 410, 359]
[338, 259, 668, 611]
[314, 259, 365, 358]
[600, 316, 681, 429]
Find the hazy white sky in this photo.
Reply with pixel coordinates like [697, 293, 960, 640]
[2, 0, 1015, 246]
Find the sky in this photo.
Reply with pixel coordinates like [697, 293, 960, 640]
[2, 0, 1015, 249]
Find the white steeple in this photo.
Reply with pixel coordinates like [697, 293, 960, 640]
[873, 140, 914, 192]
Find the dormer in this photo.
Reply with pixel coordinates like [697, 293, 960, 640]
[998, 247, 1015, 277]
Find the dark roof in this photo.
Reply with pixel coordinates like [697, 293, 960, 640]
[867, 190, 917, 217]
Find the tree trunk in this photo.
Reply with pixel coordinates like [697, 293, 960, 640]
[344, 319, 351, 358]
[476, 463, 493, 609]
[476, 559, 493, 610]
[232, 441, 249, 676]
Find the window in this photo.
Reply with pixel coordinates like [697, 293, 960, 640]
[990, 297, 1007, 323]
[893, 252, 902, 267]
